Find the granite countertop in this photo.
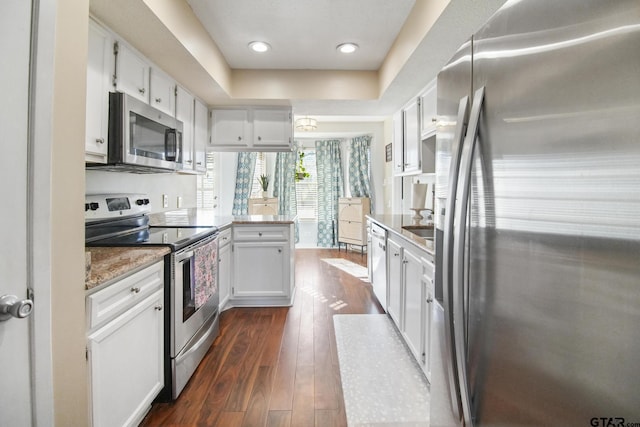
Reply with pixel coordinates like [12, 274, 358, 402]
[149, 208, 296, 227]
[367, 214, 435, 255]
[85, 246, 170, 291]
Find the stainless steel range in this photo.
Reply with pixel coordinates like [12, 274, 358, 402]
[85, 193, 219, 401]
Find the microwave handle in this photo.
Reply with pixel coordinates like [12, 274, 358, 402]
[165, 128, 177, 161]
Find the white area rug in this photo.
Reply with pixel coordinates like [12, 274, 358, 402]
[334, 314, 430, 426]
[322, 258, 370, 282]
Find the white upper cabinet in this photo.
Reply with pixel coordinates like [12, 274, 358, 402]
[114, 41, 149, 103]
[394, 77, 438, 176]
[393, 110, 404, 174]
[210, 109, 250, 148]
[420, 79, 437, 139]
[85, 20, 113, 164]
[252, 108, 292, 150]
[403, 98, 421, 173]
[149, 68, 176, 116]
[193, 99, 208, 173]
[209, 107, 293, 152]
[175, 85, 194, 170]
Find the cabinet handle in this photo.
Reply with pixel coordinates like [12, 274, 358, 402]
[197, 161, 203, 165]
[96, 138, 104, 144]
[154, 304, 163, 311]
[278, 248, 282, 253]
[155, 97, 162, 103]
[257, 136, 262, 141]
[186, 160, 192, 164]
[426, 297, 434, 303]
[258, 232, 263, 236]
[394, 252, 399, 257]
[237, 136, 242, 141]
[432, 117, 437, 122]
[404, 163, 410, 166]
[403, 260, 408, 264]
[130, 287, 140, 293]
[138, 88, 145, 94]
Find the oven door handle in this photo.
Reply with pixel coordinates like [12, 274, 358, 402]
[175, 250, 194, 263]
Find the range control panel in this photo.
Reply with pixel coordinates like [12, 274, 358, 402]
[85, 193, 151, 222]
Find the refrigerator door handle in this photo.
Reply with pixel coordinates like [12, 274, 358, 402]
[442, 94, 471, 423]
[452, 86, 485, 427]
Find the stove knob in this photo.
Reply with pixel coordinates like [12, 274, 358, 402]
[144, 199, 150, 205]
[136, 199, 144, 206]
[89, 202, 99, 211]
[85, 203, 90, 212]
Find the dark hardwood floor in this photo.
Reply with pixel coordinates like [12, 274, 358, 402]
[141, 248, 383, 427]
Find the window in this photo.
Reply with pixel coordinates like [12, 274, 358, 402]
[196, 151, 217, 208]
[250, 152, 266, 197]
[296, 149, 317, 220]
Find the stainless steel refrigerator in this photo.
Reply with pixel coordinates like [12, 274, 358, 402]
[432, 0, 640, 425]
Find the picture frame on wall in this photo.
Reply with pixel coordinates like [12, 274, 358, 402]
[385, 143, 392, 162]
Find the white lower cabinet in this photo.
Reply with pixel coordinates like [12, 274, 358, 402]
[218, 228, 232, 311]
[387, 238, 403, 326]
[384, 230, 435, 382]
[421, 256, 435, 382]
[86, 261, 164, 427]
[402, 247, 423, 362]
[231, 224, 294, 306]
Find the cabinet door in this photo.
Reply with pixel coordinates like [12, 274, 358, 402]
[233, 241, 289, 298]
[422, 256, 435, 381]
[115, 42, 149, 103]
[210, 109, 250, 148]
[149, 68, 176, 116]
[193, 99, 208, 173]
[252, 108, 292, 149]
[85, 21, 112, 163]
[176, 86, 194, 171]
[403, 98, 421, 173]
[420, 80, 437, 138]
[387, 238, 403, 328]
[393, 110, 404, 174]
[402, 248, 423, 362]
[218, 242, 231, 311]
[87, 290, 164, 427]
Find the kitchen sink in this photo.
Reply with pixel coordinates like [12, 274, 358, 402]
[402, 226, 434, 239]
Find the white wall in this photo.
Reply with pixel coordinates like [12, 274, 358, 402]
[86, 170, 197, 213]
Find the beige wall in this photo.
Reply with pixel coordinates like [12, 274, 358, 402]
[51, 0, 90, 424]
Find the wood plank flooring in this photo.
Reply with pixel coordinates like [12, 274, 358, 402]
[141, 248, 383, 427]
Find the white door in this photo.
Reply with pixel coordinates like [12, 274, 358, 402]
[1, 0, 35, 425]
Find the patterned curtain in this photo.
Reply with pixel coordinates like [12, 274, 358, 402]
[349, 135, 372, 200]
[232, 152, 257, 215]
[315, 139, 344, 247]
[274, 148, 299, 242]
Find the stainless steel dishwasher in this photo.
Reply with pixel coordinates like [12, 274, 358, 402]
[370, 222, 387, 310]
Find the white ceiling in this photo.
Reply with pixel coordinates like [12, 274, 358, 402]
[186, 0, 415, 71]
[89, 0, 508, 119]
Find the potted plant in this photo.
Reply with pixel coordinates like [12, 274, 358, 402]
[295, 152, 310, 181]
[257, 174, 269, 198]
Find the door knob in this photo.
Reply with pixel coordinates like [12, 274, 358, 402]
[0, 295, 34, 321]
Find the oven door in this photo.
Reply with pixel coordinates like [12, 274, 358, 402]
[172, 234, 219, 358]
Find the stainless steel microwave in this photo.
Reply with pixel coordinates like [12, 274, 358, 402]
[89, 92, 183, 172]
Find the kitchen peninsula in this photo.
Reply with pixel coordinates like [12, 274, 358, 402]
[149, 209, 297, 309]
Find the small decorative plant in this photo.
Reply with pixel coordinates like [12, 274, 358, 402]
[258, 174, 269, 192]
[295, 152, 310, 181]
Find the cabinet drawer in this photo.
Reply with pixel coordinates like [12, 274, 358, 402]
[233, 225, 289, 241]
[218, 228, 232, 248]
[339, 220, 364, 242]
[339, 204, 363, 222]
[87, 261, 164, 330]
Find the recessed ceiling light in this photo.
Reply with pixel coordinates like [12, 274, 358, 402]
[248, 41, 271, 53]
[336, 43, 358, 54]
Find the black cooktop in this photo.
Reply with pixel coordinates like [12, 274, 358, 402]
[86, 226, 218, 251]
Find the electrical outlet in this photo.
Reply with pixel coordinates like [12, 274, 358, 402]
[162, 194, 169, 208]
[177, 196, 183, 208]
